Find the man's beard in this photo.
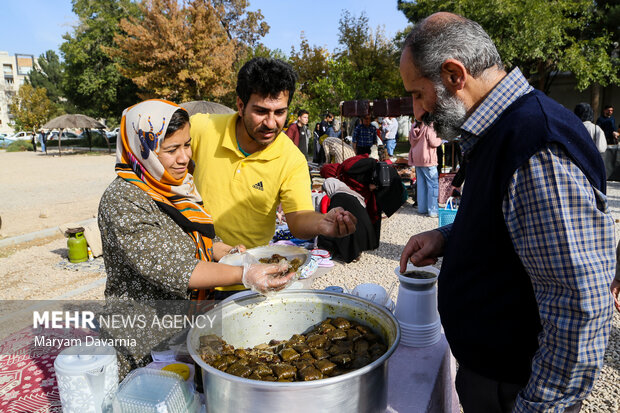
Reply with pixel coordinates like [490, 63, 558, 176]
[421, 81, 468, 141]
[241, 112, 280, 147]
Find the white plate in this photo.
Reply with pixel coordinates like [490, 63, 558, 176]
[219, 244, 311, 269]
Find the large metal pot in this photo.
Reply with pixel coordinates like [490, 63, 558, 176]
[187, 290, 400, 413]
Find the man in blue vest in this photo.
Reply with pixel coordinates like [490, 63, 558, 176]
[398, 12, 614, 413]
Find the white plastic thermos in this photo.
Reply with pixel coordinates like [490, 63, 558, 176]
[54, 343, 118, 413]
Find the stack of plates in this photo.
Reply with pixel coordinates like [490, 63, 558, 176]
[398, 319, 441, 347]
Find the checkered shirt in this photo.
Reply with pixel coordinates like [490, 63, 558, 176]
[352, 124, 377, 148]
[438, 68, 615, 410]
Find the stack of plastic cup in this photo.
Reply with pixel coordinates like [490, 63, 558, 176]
[393, 264, 441, 347]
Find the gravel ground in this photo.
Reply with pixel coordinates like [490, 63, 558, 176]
[315, 187, 620, 413]
[0, 150, 618, 411]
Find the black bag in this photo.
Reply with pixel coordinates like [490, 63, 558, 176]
[374, 161, 392, 188]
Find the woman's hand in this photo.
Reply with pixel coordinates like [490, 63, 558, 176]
[213, 242, 246, 261]
[242, 262, 295, 294]
[227, 244, 246, 255]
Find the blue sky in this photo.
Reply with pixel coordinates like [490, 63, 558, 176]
[0, 0, 410, 58]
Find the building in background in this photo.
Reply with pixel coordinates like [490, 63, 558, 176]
[0, 51, 35, 135]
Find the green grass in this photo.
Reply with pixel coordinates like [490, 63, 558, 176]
[6, 140, 34, 152]
[395, 140, 410, 155]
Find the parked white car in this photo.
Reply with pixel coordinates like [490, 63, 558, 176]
[106, 127, 120, 139]
[10, 131, 32, 140]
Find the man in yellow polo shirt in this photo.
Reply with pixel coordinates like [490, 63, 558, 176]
[190, 57, 356, 251]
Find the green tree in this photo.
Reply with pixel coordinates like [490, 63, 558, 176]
[27, 50, 72, 116]
[288, 11, 406, 120]
[335, 11, 404, 100]
[397, 0, 619, 93]
[28, 50, 63, 104]
[60, 0, 140, 122]
[8, 84, 55, 133]
[581, 0, 620, 112]
[290, 34, 330, 99]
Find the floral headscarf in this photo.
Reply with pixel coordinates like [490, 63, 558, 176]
[115, 99, 214, 262]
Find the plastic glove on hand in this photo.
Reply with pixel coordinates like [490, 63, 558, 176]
[227, 244, 246, 255]
[242, 261, 296, 295]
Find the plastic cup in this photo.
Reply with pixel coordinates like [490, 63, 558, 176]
[351, 283, 387, 305]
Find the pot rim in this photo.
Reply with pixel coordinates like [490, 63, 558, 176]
[187, 289, 401, 388]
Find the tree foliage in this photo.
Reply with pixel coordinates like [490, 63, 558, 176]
[8, 84, 55, 132]
[27, 50, 73, 116]
[60, 0, 140, 121]
[212, 0, 269, 50]
[289, 11, 405, 120]
[109, 0, 237, 103]
[28, 50, 63, 104]
[397, 0, 619, 92]
[335, 11, 404, 99]
[290, 34, 330, 98]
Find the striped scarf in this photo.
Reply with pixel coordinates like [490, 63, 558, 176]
[115, 99, 215, 266]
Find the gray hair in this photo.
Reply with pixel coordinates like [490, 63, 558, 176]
[404, 14, 503, 82]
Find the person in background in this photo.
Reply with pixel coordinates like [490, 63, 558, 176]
[371, 117, 381, 131]
[382, 116, 399, 158]
[319, 112, 333, 137]
[285, 109, 310, 157]
[320, 155, 405, 262]
[408, 120, 442, 218]
[574, 102, 607, 154]
[316, 177, 379, 263]
[326, 118, 342, 138]
[596, 104, 619, 145]
[38, 129, 47, 154]
[322, 136, 355, 164]
[190, 57, 356, 250]
[399, 13, 613, 412]
[352, 114, 377, 155]
[312, 122, 324, 163]
[98, 100, 295, 376]
[31, 133, 37, 152]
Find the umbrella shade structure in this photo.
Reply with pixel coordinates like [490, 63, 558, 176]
[180, 101, 235, 116]
[42, 114, 109, 156]
[42, 114, 106, 130]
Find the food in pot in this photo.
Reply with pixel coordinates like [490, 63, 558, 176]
[199, 317, 387, 382]
[259, 254, 303, 274]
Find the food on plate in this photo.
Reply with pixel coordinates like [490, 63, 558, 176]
[198, 317, 387, 382]
[258, 254, 304, 275]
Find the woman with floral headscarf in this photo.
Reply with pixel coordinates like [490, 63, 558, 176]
[98, 100, 295, 377]
[98, 100, 294, 301]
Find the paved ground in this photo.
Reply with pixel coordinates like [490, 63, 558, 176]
[0, 149, 116, 239]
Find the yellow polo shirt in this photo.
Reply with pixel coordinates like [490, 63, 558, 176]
[190, 113, 312, 249]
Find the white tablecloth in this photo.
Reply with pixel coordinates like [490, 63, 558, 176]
[387, 334, 460, 412]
